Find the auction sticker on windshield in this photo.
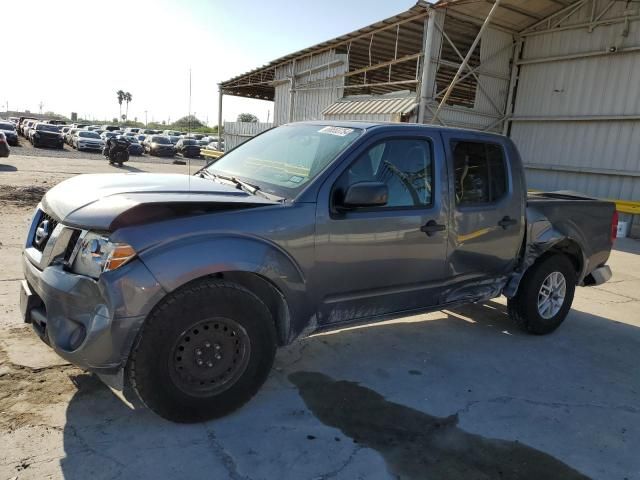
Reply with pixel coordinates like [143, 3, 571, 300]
[318, 126, 354, 137]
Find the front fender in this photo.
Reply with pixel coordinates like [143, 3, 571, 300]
[137, 233, 310, 336]
[140, 232, 304, 289]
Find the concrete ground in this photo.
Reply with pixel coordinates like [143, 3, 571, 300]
[1, 150, 639, 480]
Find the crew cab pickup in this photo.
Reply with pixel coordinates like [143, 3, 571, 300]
[20, 121, 616, 422]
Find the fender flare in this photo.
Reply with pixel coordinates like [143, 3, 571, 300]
[137, 233, 310, 339]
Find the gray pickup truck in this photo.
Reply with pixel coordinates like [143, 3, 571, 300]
[20, 121, 616, 422]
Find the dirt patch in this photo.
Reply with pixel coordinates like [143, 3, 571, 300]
[289, 371, 591, 480]
[0, 185, 49, 207]
[0, 327, 99, 431]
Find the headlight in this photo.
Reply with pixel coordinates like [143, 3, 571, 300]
[71, 232, 136, 278]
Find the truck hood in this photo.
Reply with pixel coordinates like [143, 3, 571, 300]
[42, 173, 278, 231]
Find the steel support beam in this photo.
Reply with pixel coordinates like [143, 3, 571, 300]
[431, 0, 502, 124]
[418, 11, 436, 123]
[503, 37, 523, 135]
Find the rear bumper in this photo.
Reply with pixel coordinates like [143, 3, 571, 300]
[583, 265, 612, 286]
[21, 253, 167, 386]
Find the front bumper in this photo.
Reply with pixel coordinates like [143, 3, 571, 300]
[21, 252, 166, 387]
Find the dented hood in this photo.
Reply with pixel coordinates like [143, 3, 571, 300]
[42, 173, 277, 230]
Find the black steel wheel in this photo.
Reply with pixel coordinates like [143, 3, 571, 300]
[169, 317, 251, 397]
[127, 278, 277, 423]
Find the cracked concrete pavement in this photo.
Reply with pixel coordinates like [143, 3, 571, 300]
[1, 152, 639, 479]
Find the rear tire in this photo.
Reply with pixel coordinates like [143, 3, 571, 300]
[127, 278, 277, 423]
[508, 254, 576, 335]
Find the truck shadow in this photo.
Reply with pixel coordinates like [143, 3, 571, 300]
[58, 301, 639, 479]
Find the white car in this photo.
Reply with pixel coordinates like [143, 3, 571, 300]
[73, 130, 105, 152]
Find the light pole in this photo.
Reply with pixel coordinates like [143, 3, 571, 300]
[144, 110, 148, 127]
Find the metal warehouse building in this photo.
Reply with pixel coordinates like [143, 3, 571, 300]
[218, 0, 640, 221]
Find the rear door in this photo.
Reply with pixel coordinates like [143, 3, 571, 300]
[314, 129, 450, 325]
[441, 131, 525, 282]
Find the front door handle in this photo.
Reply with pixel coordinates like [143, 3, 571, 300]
[420, 220, 446, 236]
[498, 216, 518, 229]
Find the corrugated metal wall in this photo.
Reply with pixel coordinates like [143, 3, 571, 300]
[273, 50, 347, 126]
[511, 0, 640, 201]
[223, 121, 273, 151]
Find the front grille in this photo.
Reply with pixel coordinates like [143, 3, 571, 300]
[32, 211, 58, 252]
[63, 229, 82, 262]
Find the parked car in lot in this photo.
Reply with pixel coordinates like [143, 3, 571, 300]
[168, 135, 181, 145]
[175, 138, 201, 158]
[102, 125, 121, 132]
[31, 123, 64, 149]
[18, 117, 38, 136]
[162, 130, 182, 137]
[125, 127, 141, 134]
[22, 120, 37, 139]
[100, 131, 123, 141]
[72, 130, 105, 151]
[65, 128, 80, 145]
[125, 136, 144, 156]
[19, 121, 617, 423]
[0, 121, 19, 146]
[0, 132, 9, 157]
[143, 135, 176, 156]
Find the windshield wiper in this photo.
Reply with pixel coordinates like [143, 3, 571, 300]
[201, 170, 284, 202]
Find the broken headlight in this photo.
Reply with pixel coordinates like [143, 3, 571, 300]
[71, 232, 136, 278]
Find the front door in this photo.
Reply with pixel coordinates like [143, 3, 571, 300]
[314, 132, 450, 325]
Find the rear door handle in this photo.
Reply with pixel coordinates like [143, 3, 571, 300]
[498, 216, 518, 229]
[420, 220, 446, 236]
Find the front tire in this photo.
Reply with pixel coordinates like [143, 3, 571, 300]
[508, 254, 577, 335]
[127, 278, 277, 423]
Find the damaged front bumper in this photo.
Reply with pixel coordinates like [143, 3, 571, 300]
[20, 253, 166, 388]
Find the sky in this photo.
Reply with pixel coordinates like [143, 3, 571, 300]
[1, 0, 418, 125]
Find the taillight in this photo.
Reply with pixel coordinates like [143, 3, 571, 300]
[611, 209, 619, 242]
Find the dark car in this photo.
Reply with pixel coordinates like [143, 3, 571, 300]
[0, 121, 19, 146]
[125, 136, 144, 156]
[31, 123, 64, 149]
[168, 135, 181, 145]
[0, 132, 9, 157]
[175, 138, 201, 158]
[144, 135, 176, 157]
[103, 125, 121, 132]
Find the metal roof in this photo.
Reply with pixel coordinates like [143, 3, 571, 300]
[219, 0, 580, 99]
[323, 94, 418, 116]
[437, 0, 576, 34]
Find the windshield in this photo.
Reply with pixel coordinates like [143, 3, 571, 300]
[0, 123, 14, 130]
[206, 124, 362, 197]
[152, 136, 171, 144]
[79, 131, 100, 138]
[37, 124, 60, 132]
[182, 139, 197, 145]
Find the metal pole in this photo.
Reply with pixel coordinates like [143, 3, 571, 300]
[217, 88, 223, 142]
[503, 38, 523, 135]
[418, 11, 436, 124]
[432, 0, 502, 124]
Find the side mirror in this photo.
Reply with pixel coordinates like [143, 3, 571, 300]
[341, 181, 388, 209]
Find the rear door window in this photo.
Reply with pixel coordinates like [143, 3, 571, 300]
[451, 141, 507, 205]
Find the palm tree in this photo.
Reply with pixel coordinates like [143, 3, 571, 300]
[116, 90, 125, 121]
[124, 92, 132, 122]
